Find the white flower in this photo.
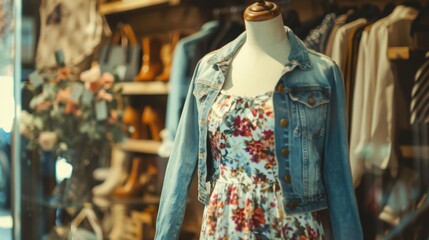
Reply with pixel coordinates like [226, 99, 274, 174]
[59, 142, 68, 151]
[80, 64, 101, 83]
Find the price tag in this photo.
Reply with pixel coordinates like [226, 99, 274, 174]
[95, 100, 108, 121]
[29, 71, 43, 88]
[71, 83, 84, 102]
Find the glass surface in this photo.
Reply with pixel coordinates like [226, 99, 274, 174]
[7, 1, 429, 240]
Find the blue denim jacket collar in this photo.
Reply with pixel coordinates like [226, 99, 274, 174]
[207, 27, 312, 71]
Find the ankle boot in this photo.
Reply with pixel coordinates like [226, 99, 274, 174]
[155, 32, 180, 82]
[134, 37, 163, 81]
[113, 157, 145, 198]
[122, 106, 143, 139]
[141, 105, 165, 141]
[92, 146, 128, 196]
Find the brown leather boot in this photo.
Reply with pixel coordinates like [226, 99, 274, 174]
[122, 106, 143, 139]
[113, 157, 144, 198]
[155, 32, 180, 82]
[134, 37, 163, 81]
[141, 105, 165, 141]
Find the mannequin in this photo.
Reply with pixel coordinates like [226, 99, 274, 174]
[223, 1, 290, 96]
[155, 1, 363, 239]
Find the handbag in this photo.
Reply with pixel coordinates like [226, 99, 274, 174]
[99, 23, 141, 81]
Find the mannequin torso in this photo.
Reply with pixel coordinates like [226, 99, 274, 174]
[223, 14, 290, 96]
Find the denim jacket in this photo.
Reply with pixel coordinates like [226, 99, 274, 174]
[156, 27, 363, 240]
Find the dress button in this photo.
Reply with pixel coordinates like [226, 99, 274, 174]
[289, 201, 297, 210]
[281, 148, 289, 157]
[277, 84, 285, 93]
[284, 175, 291, 183]
[280, 119, 288, 128]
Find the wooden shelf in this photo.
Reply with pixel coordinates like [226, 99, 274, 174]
[400, 145, 429, 159]
[121, 138, 161, 154]
[92, 194, 160, 207]
[100, 0, 179, 15]
[387, 47, 429, 60]
[117, 81, 169, 95]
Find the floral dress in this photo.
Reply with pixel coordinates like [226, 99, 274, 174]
[200, 90, 325, 240]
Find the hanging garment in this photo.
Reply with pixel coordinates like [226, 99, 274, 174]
[304, 13, 336, 53]
[411, 59, 429, 124]
[330, 18, 367, 76]
[344, 23, 369, 127]
[36, 0, 102, 69]
[350, 6, 419, 186]
[325, 10, 353, 57]
[199, 90, 325, 239]
[368, 6, 418, 171]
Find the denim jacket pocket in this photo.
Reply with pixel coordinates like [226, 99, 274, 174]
[288, 86, 330, 135]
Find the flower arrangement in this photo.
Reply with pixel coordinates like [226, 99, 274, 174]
[21, 61, 124, 156]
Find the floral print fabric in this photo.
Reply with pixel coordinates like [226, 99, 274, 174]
[200, 90, 325, 240]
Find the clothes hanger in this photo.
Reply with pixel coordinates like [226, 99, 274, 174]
[243, 0, 281, 21]
[411, 3, 429, 38]
[345, 3, 380, 23]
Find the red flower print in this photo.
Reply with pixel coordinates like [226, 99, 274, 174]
[252, 108, 258, 117]
[232, 116, 253, 137]
[225, 185, 239, 205]
[306, 224, 320, 240]
[245, 140, 270, 163]
[209, 132, 222, 160]
[262, 130, 273, 140]
[250, 207, 266, 228]
[253, 173, 268, 184]
[232, 207, 246, 232]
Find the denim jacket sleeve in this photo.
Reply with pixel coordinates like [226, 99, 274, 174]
[324, 63, 363, 240]
[164, 40, 189, 143]
[155, 60, 201, 240]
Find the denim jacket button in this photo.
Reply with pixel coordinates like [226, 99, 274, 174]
[308, 97, 316, 106]
[199, 153, 205, 158]
[281, 148, 289, 157]
[289, 201, 297, 210]
[284, 175, 291, 183]
[280, 119, 289, 128]
[277, 84, 285, 93]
